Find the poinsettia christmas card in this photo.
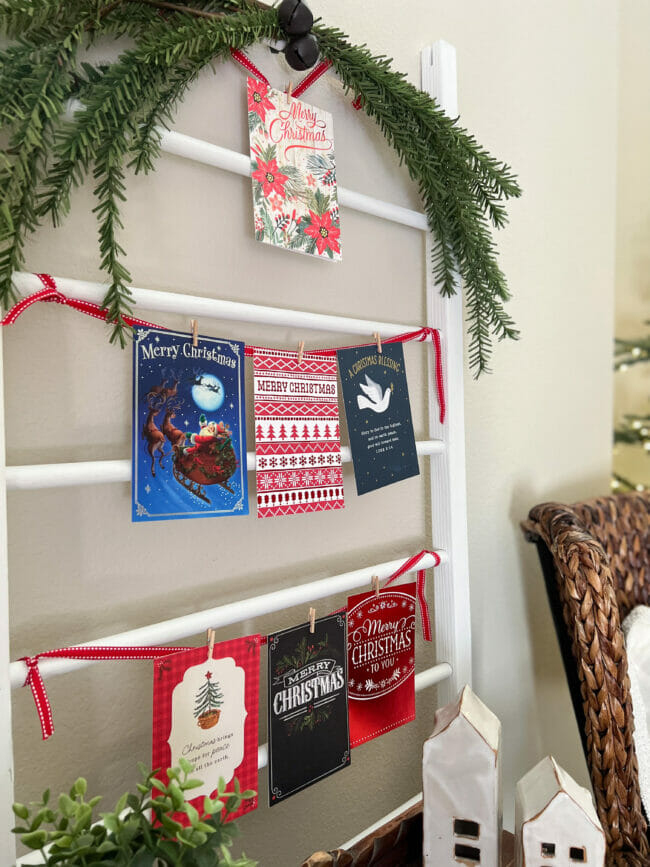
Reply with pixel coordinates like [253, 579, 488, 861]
[152, 636, 261, 824]
[347, 584, 417, 747]
[253, 347, 344, 517]
[337, 342, 419, 495]
[267, 614, 350, 805]
[132, 327, 248, 521]
[247, 76, 342, 261]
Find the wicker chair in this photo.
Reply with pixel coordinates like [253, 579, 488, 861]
[522, 492, 650, 865]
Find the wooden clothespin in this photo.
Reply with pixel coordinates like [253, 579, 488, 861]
[308, 607, 316, 634]
[374, 331, 382, 354]
[191, 319, 199, 348]
[297, 340, 305, 365]
[287, 80, 293, 101]
[371, 575, 380, 598]
[207, 627, 216, 659]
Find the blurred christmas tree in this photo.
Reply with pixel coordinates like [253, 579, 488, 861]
[613, 328, 650, 492]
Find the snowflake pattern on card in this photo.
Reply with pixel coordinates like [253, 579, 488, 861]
[254, 348, 344, 518]
[248, 77, 341, 261]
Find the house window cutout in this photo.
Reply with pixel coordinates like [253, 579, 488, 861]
[570, 847, 586, 862]
[541, 843, 556, 857]
[454, 819, 480, 839]
[454, 843, 481, 863]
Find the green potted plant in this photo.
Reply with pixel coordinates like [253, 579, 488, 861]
[11, 758, 257, 866]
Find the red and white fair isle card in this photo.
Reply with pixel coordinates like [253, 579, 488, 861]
[254, 348, 345, 518]
[347, 584, 417, 747]
[152, 636, 260, 824]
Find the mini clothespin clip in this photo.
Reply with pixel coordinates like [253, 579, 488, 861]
[297, 340, 305, 364]
[371, 575, 380, 598]
[374, 331, 382, 354]
[191, 319, 199, 348]
[207, 627, 216, 659]
[287, 80, 293, 101]
[308, 607, 316, 634]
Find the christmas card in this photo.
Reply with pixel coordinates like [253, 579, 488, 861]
[267, 613, 350, 805]
[337, 343, 419, 495]
[253, 348, 344, 517]
[248, 76, 341, 261]
[347, 584, 417, 747]
[132, 327, 248, 521]
[152, 636, 261, 823]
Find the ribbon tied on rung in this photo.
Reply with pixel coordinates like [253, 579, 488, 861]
[20, 644, 194, 740]
[1, 275, 446, 423]
[378, 549, 440, 642]
[1, 274, 161, 330]
[327, 549, 440, 642]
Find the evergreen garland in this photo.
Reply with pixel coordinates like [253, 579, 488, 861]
[0, 0, 522, 373]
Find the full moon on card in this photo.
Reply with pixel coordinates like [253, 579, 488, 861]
[191, 374, 225, 412]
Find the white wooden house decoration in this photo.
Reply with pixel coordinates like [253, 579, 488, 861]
[423, 685, 502, 865]
[515, 756, 605, 867]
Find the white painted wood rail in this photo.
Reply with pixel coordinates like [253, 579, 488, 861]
[422, 41, 472, 705]
[1, 40, 470, 864]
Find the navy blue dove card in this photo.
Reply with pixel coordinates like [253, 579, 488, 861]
[132, 327, 248, 521]
[337, 343, 419, 495]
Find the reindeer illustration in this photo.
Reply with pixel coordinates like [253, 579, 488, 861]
[146, 374, 168, 405]
[158, 374, 180, 404]
[142, 406, 167, 476]
[161, 401, 187, 451]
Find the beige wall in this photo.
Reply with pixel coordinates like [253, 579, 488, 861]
[614, 0, 650, 488]
[6, 2, 618, 862]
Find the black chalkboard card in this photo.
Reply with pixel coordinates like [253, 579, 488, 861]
[267, 613, 350, 805]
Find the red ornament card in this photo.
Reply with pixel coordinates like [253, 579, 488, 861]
[347, 584, 417, 747]
[253, 348, 345, 517]
[152, 636, 260, 823]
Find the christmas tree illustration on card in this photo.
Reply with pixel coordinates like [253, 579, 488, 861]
[194, 670, 224, 730]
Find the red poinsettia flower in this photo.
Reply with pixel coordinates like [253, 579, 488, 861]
[304, 210, 341, 256]
[252, 158, 289, 199]
[247, 78, 274, 121]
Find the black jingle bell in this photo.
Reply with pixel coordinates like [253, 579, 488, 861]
[284, 33, 319, 71]
[277, 0, 314, 36]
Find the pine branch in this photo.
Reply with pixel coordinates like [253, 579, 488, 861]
[92, 135, 134, 346]
[0, 0, 521, 371]
[0, 32, 82, 309]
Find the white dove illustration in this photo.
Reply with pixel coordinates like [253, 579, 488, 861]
[356, 374, 391, 413]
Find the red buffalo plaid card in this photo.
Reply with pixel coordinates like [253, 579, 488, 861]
[347, 584, 416, 747]
[152, 636, 260, 823]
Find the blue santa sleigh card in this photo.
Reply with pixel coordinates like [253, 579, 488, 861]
[132, 327, 249, 521]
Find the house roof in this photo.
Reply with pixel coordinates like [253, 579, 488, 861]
[429, 684, 500, 751]
[516, 756, 602, 830]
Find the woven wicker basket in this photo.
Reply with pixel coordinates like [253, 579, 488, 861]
[522, 491, 650, 866]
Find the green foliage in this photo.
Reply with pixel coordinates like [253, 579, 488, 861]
[11, 761, 257, 866]
[0, 0, 522, 375]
